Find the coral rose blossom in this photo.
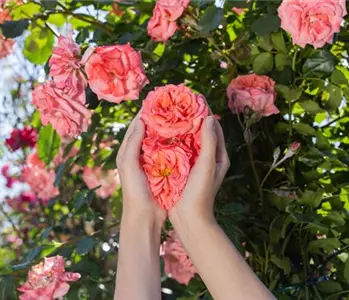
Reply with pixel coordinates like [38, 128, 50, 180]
[22, 166, 59, 203]
[142, 147, 190, 209]
[147, 7, 177, 42]
[85, 43, 149, 103]
[143, 130, 200, 166]
[162, 231, 196, 285]
[49, 34, 86, 95]
[0, 34, 14, 59]
[227, 74, 279, 117]
[82, 167, 120, 199]
[32, 81, 91, 138]
[5, 127, 37, 151]
[141, 84, 208, 138]
[278, 0, 347, 48]
[18, 256, 80, 300]
[147, 0, 190, 42]
[156, 0, 190, 21]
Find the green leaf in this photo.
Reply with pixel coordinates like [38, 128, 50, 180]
[298, 190, 323, 207]
[25, 246, 42, 263]
[251, 14, 281, 36]
[76, 237, 96, 255]
[275, 85, 302, 102]
[226, 0, 250, 8]
[316, 133, 331, 150]
[1, 19, 29, 38]
[293, 123, 316, 136]
[253, 52, 273, 74]
[344, 258, 349, 282]
[41, 0, 57, 9]
[303, 50, 337, 78]
[37, 125, 60, 166]
[316, 281, 342, 294]
[11, 2, 42, 20]
[47, 13, 66, 27]
[270, 255, 291, 274]
[23, 26, 54, 65]
[308, 238, 341, 253]
[275, 53, 291, 71]
[41, 226, 53, 240]
[270, 31, 287, 53]
[331, 69, 348, 85]
[325, 84, 342, 111]
[96, 0, 115, 4]
[0, 276, 16, 300]
[198, 6, 224, 34]
[299, 100, 323, 114]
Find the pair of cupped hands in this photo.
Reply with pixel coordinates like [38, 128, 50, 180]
[116, 112, 230, 227]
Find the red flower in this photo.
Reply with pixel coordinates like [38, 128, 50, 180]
[1, 164, 17, 188]
[5, 127, 37, 151]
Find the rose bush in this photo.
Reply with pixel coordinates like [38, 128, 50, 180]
[1, 0, 349, 299]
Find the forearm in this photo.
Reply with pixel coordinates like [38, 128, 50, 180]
[171, 213, 275, 300]
[114, 214, 162, 300]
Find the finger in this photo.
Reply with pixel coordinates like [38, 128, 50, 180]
[215, 120, 229, 165]
[214, 120, 230, 194]
[117, 112, 142, 165]
[123, 119, 145, 168]
[195, 116, 217, 170]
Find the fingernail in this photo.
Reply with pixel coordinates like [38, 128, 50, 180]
[206, 116, 215, 129]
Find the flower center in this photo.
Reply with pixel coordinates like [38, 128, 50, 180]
[160, 168, 172, 177]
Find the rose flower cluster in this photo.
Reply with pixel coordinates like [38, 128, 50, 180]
[32, 34, 148, 139]
[141, 84, 208, 210]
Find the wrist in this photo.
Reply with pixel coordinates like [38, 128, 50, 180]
[169, 206, 217, 234]
[121, 210, 163, 235]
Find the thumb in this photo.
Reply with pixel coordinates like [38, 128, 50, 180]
[197, 116, 217, 166]
[124, 119, 145, 167]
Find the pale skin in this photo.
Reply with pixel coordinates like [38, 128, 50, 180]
[114, 113, 276, 300]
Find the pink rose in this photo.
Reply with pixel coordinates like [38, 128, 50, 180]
[142, 147, 190, 209]
[232, 7, 246, 15]
[18, 256, 81, 300]
[141, 84, 208, 138]
[32, 81, 92, 138]
[22, 166, 59, 203]
[85, 43, 149, 103]
[227, 74, 279, 117]
[278, 0, 347, 48]
[0, 34, 14, 59]
[162, 231, 196, 285]
[147, 0, 190, 42]
[147, 7, 177, 42]
[49, 34, 86, 95]
[156, 0, 190, 21]
[82, 167, 120, 199]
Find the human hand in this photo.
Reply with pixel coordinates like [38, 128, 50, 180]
[169, 116, 230, 225]
[116, 113, 166, 226]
